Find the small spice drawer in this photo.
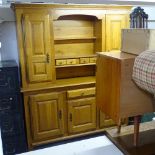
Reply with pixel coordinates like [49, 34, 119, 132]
[89, 57, 97, 63]
[66, 59, 79, 65]
[56, 59, 67, 66]
[79, 58, 89, 64]
[67, 87, 95, 99]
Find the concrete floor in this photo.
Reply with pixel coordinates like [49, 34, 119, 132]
[19, 136, 123, 155]
[0, 128, 123, 155]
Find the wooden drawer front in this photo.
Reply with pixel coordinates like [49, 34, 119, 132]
[66, 59, 79, 65]
[89, 57, 96, 63]
[80, 58, 89, 64]
[56, 59, 67, 66]
[67, 87, 95, 99]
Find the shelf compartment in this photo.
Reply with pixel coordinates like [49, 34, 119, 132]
[55, 54, 97, 60]
[55, 42, 95, 58]
[54, 36, 96, 41]
[56, 65, 96, 79]
[56, 63, 96, 68]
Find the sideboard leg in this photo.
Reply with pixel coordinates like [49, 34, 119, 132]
[133, 115, 141, 146]
[117, 119, 121, 133]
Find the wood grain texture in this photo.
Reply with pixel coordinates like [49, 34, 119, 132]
[106, 14, 129, 52]
[67, 87, 95, 99]
[68, 97, 96, 134]
[29, 92, 64, 141]
[16, 9, 56, 89]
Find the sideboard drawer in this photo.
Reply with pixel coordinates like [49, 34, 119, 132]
[66, 59, 79, 65]
[56, 59, 67, 66]
[80, 58, 89, 64]
[89, 57, 97, 63]
[67, 87, 95, 99]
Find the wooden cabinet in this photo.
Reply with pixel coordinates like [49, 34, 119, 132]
[67, 88, 96, 134]
[68, 97, 96, 134]
[96, 52, 153, 124]
[13, 3, 132, 149]
[106, 14, 129, 52]
[28, 92, 64, 141]
[17, 10, 55, 88]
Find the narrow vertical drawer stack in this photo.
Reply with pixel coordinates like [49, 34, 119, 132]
[0, 60, 27, 155]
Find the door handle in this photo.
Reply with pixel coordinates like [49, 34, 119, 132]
[46, 53, 50, 63]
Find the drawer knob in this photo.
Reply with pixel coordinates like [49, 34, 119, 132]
[9, 98, 13, 101]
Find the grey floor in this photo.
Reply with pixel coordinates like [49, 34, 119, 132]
[0, 128, 123, 155]
[19, 135, 124, 155]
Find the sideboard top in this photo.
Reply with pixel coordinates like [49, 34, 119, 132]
[11, 3, 132, 10]
[97, 52, 136, 60]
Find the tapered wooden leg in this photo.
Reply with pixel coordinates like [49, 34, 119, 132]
[117, 119, 121, 133]
[133, 115, 141, 146]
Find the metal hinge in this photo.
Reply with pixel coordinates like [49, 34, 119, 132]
[46, 53, 50, 63]
[59, 110, 62, 119]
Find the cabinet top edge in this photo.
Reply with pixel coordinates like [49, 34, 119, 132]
[97, 52, 136, 60]
[21, 76, 96, 94]
[11, 3, 132, 10]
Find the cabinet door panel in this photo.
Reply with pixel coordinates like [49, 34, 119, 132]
[29, 93, 64, 141]
[106, 14, 129, 52]
[23, 12, 54, 83]
[68, 97, 96, 134]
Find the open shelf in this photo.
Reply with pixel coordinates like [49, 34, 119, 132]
[21, 76, 96, 93]
[54, 36, 97, 41]
[55, 63, 96, 68]
[55, 54, 97, 60]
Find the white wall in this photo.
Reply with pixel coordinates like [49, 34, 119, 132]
[0, 5, 155, 63]
[0, 21, 19, 63]
[142, 6, 155, 28]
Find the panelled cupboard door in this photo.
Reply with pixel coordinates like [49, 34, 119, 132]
[68, 97, 96, 134]
[106, 14, 129, 52]
[22, 11, 54, 84]
[29, 92, 64, 141]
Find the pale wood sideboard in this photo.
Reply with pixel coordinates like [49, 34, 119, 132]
[12, 3, 132, 149]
